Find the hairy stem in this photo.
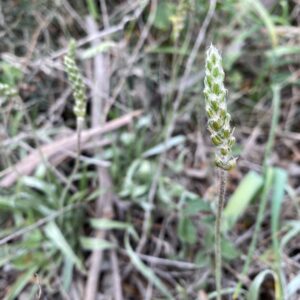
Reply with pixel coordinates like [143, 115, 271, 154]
[215, 169, 227, 300]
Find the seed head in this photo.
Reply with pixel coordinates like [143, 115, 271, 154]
[64, 39, 87, 124]
[170, 0, 192, 41]
[204, 44, 236, 171]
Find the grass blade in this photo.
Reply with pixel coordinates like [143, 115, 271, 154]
[124, 233, 173, 299]
[223, 171, 263, 231]
[4, 266, 38, 300]
[247, 269, 279, 300]
[44, 221, 84, 271]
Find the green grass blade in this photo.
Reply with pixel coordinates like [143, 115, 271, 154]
[80, 237, 116, 251]
[4, 266, 38, 300]
[223, 171, 263, 231]
[271, 168, 288, 298]
[44, 221, 84, 271]
[124, 234, 173, 300]
[245, 0, 278, 47]
[247, 269, 279, 300]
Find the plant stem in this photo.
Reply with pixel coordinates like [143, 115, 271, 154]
[59, 119, 83, 212]
[215, 169, 227, 300]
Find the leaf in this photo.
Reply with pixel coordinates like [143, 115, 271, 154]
[271, 167, 287, 300]
[287, 273, 300, 298]
[44, 221, 84, 271]
[247, 270, 280, 300]
[281, 221, 300, 249]
[177, 216, 197, 244]
[81, 41, 116, 59]
[221, 239, 240, 261]
[4, 266, 38, 300]
[245, 0, 278, 47]
[182, 198, 211, 216]
[124, 234, 173, 299]
[142, 135, 186, 157]
[80, 237, 116, 251]
[153, 1, 176, 31]
[223, 171, 264, 231]
[266, 46, 300, 58]
[90, 218, 133, 231]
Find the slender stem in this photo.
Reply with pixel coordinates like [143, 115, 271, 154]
[215, 169, 227, 300]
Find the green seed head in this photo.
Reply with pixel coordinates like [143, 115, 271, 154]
[204, 44, 236, 171]
[64, 39, 87, 122]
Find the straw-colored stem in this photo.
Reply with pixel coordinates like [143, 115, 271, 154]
[215, 169, 227, 300]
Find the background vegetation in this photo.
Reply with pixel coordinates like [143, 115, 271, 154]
[0, 0, 300, 299]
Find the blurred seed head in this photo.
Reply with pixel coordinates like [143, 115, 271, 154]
[64, 39, 87, 125]
[204, 44, 236, 171]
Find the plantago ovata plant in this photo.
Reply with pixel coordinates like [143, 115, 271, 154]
[64, 39, 87, 131]
[204, 44, 237, 300]
[60, 39, 87, 209]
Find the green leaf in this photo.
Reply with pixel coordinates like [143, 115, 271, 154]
[245, 0, 278, 46]
[125, 234, 173, 299]
[223, 171, 264, 231]
[4, 266, 38, 300]
[44, 221, 84, 271]
[247, 270, 279, 300]
[271, 167, 287, 296]
[142, 135, 186, 158]
[221, 238, 240, 260]
[153, 1, 176, 31]
[90, 218, 133, 231]
[182, 198, 210, 216]
[81, 41, 116, 59]
[177, 216, 197, 244]
[80, 237, 116, 251]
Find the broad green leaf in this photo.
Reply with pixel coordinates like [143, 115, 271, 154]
[223, 171, 263, 231]
[221, 239, 240, 261]
[44, 221, 84, 271]
[177, 216, 197, 244]
[182, 198, 210, 216]
[125, 234, 173, 299]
